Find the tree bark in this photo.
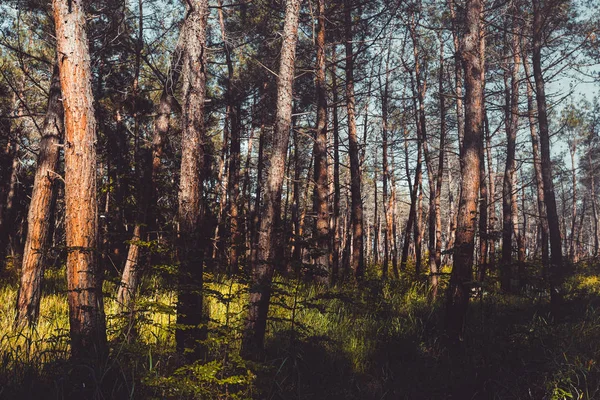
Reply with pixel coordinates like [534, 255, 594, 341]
[242, 0, 302, 358]
[16, 64, 63, 327]
[217, 0, 243, 275]
[478, 108, 488, 283]
[449, 0, 465, 156]
[532, 0, 564, 313]
[485, 112, 497, 270]
[117, 17, 185, 310]
[590, 150, 599, 257]
[446, 0, 484, 343]
[312, 0, 329, 280]
[344, 0, 364, 278]
[381, 53, 391, 280]
[176, 0, 210, 358]
[501, 14, 521, 291]
[432, 30, 447, 298]
[331, 49, 341, 284]
[53, 0, 107, 358]
[569, 139, 578, 261]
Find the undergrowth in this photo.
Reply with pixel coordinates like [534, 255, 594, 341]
[0, 260, 599, 399]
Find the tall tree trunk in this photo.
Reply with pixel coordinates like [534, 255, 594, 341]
[312, 0, 329, 281]
[409, 24, 438, 285]
[344, 0, 364, 278]
[478, 15, 489, 284]
[53, 0, 107, 358]
[117, 0, 146, 313]
[449, 0, 465, 155]
[373, 154, 380, 269]
[445, 161, 457, 266]
[446, 0, 484, 343]
[117, 28, 185, 309]
[331, 49, 341, 284]
[532, 0, 563, 313]
[16, 65, 63, 327]
[176, 0, 210, 359]
[217, 0, 243, 275]
[590, 150, 599, 257]
[569, 140, 578, 262]
[485, 112, 497, 270]
[242, 0, 302, 358]
[501, 15, 521, 291]
[390, 154, 399, 278]
[400, 118, 422, 273]
[381, 55, 391, 280]
[478, 108, 488, 284]
[431, 31, 447, 298]
[290, 116, 302, 269]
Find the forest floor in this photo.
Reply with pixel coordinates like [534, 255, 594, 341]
[1, 260, 600, 399]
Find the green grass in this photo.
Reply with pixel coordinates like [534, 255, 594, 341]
[0, 262, 600, 399]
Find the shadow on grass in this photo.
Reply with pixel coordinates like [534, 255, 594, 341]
[2, 272, 600, 399]
[259, 289, 600, 399]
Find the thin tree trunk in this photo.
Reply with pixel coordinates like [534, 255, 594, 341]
[485, 112, 497, 270]
[409, 24, 437, 285]
[344, 0, 364, 278]
[218, 0, 243, 275]
[313, 0, 330, 279]
[478, 107, 488, 284]
[501, 15, 521, 291]
[449, 0, 465, 155]
[400, 118, 422, 272]
[381, 54, 391, 280]
[569, 140, 578, 261]
[331, 49, 341, 284]
[16, 65, 63, 327]
[532, 0, 564, 313]
[431, 30, 447, 298]
[117, 18, 185, 309]
[590, 150, 599, 257]
[242, 0, 302, 358]
[390, 154, 399, 278]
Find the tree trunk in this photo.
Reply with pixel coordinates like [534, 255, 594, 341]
[590, 150, 599, 257]
[312, 0, 329, 281]
[53, 0, 107, 358]
[432, 30, 447, 298]
[501, 16, 521, 291]
[409, 24, 438, 285]
[532, 0, 563, 313]
[117, 23, 185, 309]
[0, 142, 19, 265]
[176, 0, 210, 359]
[16, 64, 63, 327]
[217, 0, 243, 275]
[331, 49, 341, 284]
[242, 0, 302, 358]
[344, 0, 364, 278]
[449, 0, 465, 156]
[400, 117, 422, 272]
[569, 140, 578, 262]
[478, 108, 488, 284]
[381, 56, 391, 280]
[485, 112, 497, 270]
[446, 0, 484, 343]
